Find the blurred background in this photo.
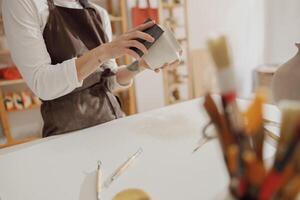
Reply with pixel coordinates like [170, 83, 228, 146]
[0, 0, 299, 147]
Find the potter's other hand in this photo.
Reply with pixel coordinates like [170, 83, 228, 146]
[99, 21, 155, 61]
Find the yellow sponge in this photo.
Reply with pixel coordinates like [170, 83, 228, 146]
[113, 189, 151, 200]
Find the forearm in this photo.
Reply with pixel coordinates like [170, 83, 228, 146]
[116, 61, 145, 86]
[75, 45, 110, 81]
[75, 46, 144, 86]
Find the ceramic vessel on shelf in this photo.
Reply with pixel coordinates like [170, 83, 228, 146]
[272, 43, 300, 104]
[0, 35, 7, 50]
[214, 189, 236, 200]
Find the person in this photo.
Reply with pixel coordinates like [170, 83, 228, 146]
[2, 0, 178, 137]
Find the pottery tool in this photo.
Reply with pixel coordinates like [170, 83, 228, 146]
[104, 148, 143, 188]
[192, 121, 215, 153]
[97, 161, 103, 200]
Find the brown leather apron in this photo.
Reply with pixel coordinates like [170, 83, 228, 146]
[41, 0, 124, 137]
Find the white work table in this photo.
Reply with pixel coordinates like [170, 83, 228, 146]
[0, 98, 280, 200]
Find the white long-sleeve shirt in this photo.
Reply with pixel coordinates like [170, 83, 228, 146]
[2, 0, 123, 101]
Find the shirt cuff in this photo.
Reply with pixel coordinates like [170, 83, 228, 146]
[103, 59, 118, 73]
[64, 57, 83, 88]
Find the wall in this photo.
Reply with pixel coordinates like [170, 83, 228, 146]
[264, 0, 300, 64]
[188, 0, 265, 98]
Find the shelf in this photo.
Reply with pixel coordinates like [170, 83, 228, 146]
[159, 0, 192, 105]
[167, 24, 185, 30]
[162, 3, 183, 9]
[169, 82, 188, 90]
[170, 98, 188, 105]
[109, 15, 123, 22]
[113, 87, 130, 94]
[0, 136, 41, 149]
[7, 104, 40, 113]
[177, 37, 187, 43]
[0, 79, 25, 86]
[165, 62, 186, 71]
[177, 63, 188, 69]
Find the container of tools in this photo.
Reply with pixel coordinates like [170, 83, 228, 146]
[203, 36, 300, 200]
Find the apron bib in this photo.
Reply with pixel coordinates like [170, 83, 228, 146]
[41, 0, 124, 137]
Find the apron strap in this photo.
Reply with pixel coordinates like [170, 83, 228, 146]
[79, 0, 91, 9]
[47, 0, 55, 10]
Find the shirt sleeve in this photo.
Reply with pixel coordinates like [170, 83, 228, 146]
[94, 5, 132, 91]
[2, 0, 83, 101]
[95, 6, 118, 72]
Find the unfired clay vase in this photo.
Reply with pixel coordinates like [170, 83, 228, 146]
[272, 44, 300, 104]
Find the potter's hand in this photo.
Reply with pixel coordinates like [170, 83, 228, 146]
[99, 21, 155, 61]
[75, 21, 156, 82]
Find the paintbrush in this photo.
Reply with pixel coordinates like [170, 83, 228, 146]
[259, 101, 300, 200]
[203, 94, 236, 149]
[207, 36, 253, 185]
[274, 101, 300, 168]
[243, 150, 266, 199]
[259, 164, 295, 200]
[207, 36, 235, 95]
[227, 144, 239, 177]
[278, 144, 300, 199]
[207, 36, 246, 144]
[193, 94, 235, 154]
[280, 175, 300, 200]
[244, 91, 265, 161]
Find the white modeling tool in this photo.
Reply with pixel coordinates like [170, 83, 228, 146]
[104, 148, 143, 188]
